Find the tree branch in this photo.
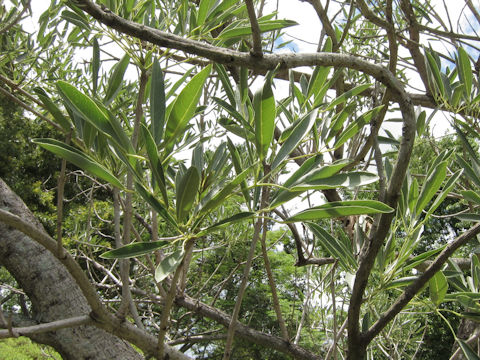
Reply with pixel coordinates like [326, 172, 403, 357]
[0, 315, 92, 339]
[245, 0, 263, 57]
[363, 222, 480, 344]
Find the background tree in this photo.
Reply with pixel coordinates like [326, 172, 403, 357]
[1, 0, 480, 359]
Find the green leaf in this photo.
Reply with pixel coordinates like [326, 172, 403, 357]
[429, 270, 448, 306]
[457, 47, 473, 99]
[33, 87, 71, 131]
[155, 249, 185, 282]
[333, 106, 384, 149]
[287, 200, 393, 222]
[141, 125, 168, 205]
[426, 50, 445, 98]
[176, 167, 200, 223]
[254, 75, 276, 161]
[217, 19, 297, 41]
[199, 165, 252, 216]
[426, 169, 463, 217]
[197, 212, 254, 236]
[290, 171, 379, 191]
[103, 54, 130, 105]
[325, 83, 372, 111]
[100, 241, 170, 259]
[308, 222, 357, 271]
[456, 214, 480, 222]
[92, 38, 100, 96]
[462, 190, 480, 205]
[415, 160, 447, 216]
[164, 65, 212, 149]
[271, 109, 318, 170]
[56, 81, 132, 152]
[33, 138, 124, 189]
[457, 155, 480, 188]
[227, 137, 251, 207]
[457, 339, 480, 360]
[214, 64, 236, 106]
[135, 182, 178, 229]
[150, 58, 166, 145]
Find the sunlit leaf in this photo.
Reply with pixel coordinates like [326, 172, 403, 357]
[271, 109, 318, 170]
[104, 54, 130, 105]
[308, 222, 357, 271]
[155, 249, 185, 282]
[457, 47, 473, 99]
[415, 160, 447, 216]
[429, 270, 448, 306]
[33, 138, 124, 189]
[254, 75, 275, 161]
[164, 65, 211, 149]
[287, 200, 393, 221]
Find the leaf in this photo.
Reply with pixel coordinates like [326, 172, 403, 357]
[426, 169, 463, 217]
[290, 171, 379, 191]
[287, 200, 393, 222]
[254, 75, 276, 161]
[33, 87, 71, 131]
[415, 160, 447, 216]
[457, 339, 480, 360]
[462, 190, 480, 205]
[141, 124, 168, 205]
[150, 58, 166, 145]
[426, 50, 445, 98]
[457, 47, 473, 99]
[457, 155, 480, 188]
[456, 214, 480, 222]
[226, 137, 251, 207]
[164, 65, 212, 149]
[33, 138, 124, 189]
[100, 241, 170, 259]
[271, 109, 318, 170]
[308, 222, 357, 271]
[333, 106, 384, 149]
[197, 212, 254, 236]
[176, 167, 200, 223]
[214, 64, 236, 106]
[199, 165, 252, 216]
[155, 249, 185, 282]
[92, 38, 100, 96]
[135, 182, 178, 229]
[103, 54, 130, 105]
[217, 19, 297, 41]
[325, 83, 372, 111]
[56, 81, 132, 152]
[429, 271, 448, 306]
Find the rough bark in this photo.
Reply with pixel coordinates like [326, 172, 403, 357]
[0, 178, 143, 360]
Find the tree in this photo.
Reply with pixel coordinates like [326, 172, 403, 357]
[1, 0, 480, 359]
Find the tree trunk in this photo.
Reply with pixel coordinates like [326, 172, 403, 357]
[0, 178, 143, 360]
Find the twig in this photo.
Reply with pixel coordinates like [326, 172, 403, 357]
[0, 315, 92, 339]
[244, 0, 263, 57]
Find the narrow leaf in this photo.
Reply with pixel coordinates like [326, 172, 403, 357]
[415, 160, 447, 216]
[104, 54, 130, 105]
[325, 84, 372, 111]
[164, 65, 212, 148]
[33, 138, 123, 189]
[254, 76, 276, 161]
[135, 182, 178, 229]
[429, 270, 448, 306]
[155, 249, 185, 282]
[176, 167, 200, 223]
[287, 200, 393, 222]
[457, 47, 473, 99]
[100, 241, 170, 259]
[271, 109, 318, 169]
[150, 58, 166, 145]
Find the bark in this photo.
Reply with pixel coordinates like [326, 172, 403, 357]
[0, 178, 143, 360]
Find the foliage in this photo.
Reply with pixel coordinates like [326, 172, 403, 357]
[1, 0, 480, 359]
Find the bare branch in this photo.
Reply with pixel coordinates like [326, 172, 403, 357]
[245, 0, 263, 57]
